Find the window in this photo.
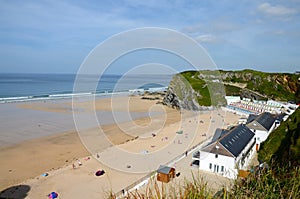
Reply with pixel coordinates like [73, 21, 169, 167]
[209, 163, 212, 169]
[215, 154, 218, 158]
[221, 166, 224, 172]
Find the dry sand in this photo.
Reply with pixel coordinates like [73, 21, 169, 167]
[0, 95, 179, 189]
[0, 131, 89, 189]
[0, 95, 240, 198]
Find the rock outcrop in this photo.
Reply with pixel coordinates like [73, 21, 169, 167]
[163, 74, 201, 110]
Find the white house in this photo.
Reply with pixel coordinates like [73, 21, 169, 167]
[246, 112, 276, 150]
[193, 125, 256, 179]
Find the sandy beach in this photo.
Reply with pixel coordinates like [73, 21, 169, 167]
[0, 95, 240, 198]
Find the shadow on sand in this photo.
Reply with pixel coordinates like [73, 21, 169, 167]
[0, 185, 30, 199]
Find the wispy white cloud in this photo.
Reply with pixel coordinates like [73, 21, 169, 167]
[258, 2, 298, 16]
[195, 34, 218, 43]
[181, 20, 240, 45]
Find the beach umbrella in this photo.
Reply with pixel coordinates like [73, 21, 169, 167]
[48, 192, 58, 199]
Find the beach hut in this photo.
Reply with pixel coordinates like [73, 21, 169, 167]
[157, 165, 175, 183]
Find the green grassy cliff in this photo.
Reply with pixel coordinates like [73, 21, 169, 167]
[164, 69, 300, 109]
[259, 108, 300, 166]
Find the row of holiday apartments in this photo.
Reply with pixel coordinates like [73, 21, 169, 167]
[191, 111, 288, 179]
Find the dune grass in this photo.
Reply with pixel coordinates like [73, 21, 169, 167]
[108, 174, 213, 199]
[108, 164, 300, 199]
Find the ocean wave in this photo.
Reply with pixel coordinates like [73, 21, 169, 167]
[0, 86, 168, 104]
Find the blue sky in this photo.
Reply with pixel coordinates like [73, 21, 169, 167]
[0, 0, 300, 74]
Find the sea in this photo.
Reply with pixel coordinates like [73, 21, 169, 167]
[0, 73, 173, 103]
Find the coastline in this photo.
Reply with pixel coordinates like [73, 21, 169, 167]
[0, 95, 240, 198]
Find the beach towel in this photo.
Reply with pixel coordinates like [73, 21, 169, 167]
[48, 191, 58, 198]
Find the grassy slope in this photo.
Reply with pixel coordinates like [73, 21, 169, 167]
[180, 71, 212, 106]
[221, 69, 299, 101]
[178, 69, 299, 106]
[258, 108, 300, 165]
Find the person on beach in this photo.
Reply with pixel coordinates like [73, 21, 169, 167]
[72, 163, 76, 169]
[77, 159, 82, 166]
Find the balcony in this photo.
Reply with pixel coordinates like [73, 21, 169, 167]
[192, 151, 200, 159]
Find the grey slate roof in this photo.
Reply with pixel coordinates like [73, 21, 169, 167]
[202, 124, 255, 157]
[219, 124, 255, 157]
[157, 165, 173, 174]
[255, 112, 275, 131]
[211, 128, 229, 143]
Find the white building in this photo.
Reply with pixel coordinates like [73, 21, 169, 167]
[246, 112, 276, 150]
[192, 125, 256, 179]
[225, 96, 241, 105]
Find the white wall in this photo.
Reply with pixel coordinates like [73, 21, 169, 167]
[198, 137, 256, 179]
[199, 151, 238, 179]
[235, 138, 256, 170]
[251, 129, 268, 144]
[250, 122, 276, 145]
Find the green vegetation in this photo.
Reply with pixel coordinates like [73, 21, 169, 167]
[228, 166, 300, 199]
[179, 70, 227, 106]
[219, 69, 299, 102]
[180, 71, 212, 106]
[174, 69, 300, 106]
[224, 84, 242, 96]
[259, 107, 300, 166]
